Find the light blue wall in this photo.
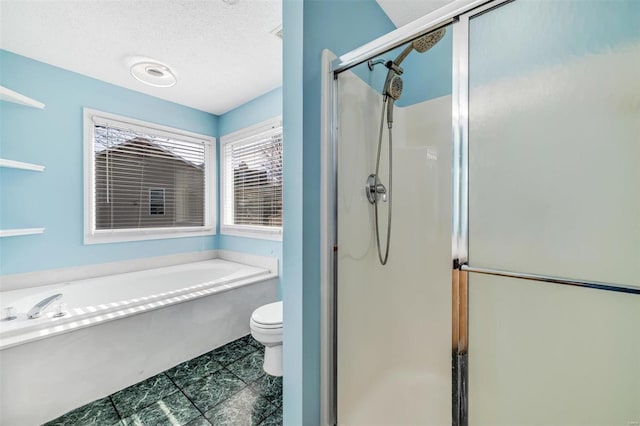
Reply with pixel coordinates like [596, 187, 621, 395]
[217, 87, 283, 289]
[282, 1, 305, 425]
[218, 87, 282, 136]
[0, 50, 218, 276]
[282, 1, 396, 424]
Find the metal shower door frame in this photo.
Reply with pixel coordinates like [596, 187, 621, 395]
[452, 1, 640, 424]
[452, 3, 513, 424]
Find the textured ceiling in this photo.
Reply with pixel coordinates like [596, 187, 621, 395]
[377, 0, 455, 27]
[0, 0, 282, 115]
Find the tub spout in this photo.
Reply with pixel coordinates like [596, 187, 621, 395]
[27, 294, 63, 319]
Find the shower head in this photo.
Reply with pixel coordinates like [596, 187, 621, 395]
[386, 75, 403, 100]
[412, 28, 446, 53]
[380, 28, 445, 129]
[384, 74, 403, 128]
[393, 27, 446, 66]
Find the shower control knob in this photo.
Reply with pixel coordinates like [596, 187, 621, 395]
[366, 174, 387, 204]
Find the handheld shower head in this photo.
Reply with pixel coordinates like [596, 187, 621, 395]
[382, 64, 403, 100]
[379, 28, 444, 129]
[384, 75, 403, 128]
[385, 75, 403, 101]
[392, 27, 446, 66]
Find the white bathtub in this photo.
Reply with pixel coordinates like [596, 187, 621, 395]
[0, 253, 278, 426]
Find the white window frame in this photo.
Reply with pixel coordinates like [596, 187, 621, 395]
[220, 116, 283, 241]
[83, 108, 217, 244]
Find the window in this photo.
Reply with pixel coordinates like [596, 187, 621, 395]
[220, 117, 283, 240]
[149, 189, 165, 215]
[84, 109, 216, 244]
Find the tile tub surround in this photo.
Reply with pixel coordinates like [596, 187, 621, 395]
[44, 335, 283, 426]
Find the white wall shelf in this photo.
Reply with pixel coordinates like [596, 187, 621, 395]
[0, 228, 45, 238]
[0, 86, 45, 109]
[0, 158, 45, 172]
[0, 86, 46, 240]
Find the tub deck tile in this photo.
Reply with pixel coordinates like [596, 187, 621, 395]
[226, 350, 266, 384]
[43, 397, 120, 426]
[111, 373, 179, 418]
[203, 386, 277, 426]
[181, 368, 246, 413]
[120, 391, 200, 426]
[166, 353, 224, 388]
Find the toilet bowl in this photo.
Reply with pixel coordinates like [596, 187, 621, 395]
[250, 301, 283, 377]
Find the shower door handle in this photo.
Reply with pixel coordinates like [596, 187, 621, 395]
[459, 264, 640, 295]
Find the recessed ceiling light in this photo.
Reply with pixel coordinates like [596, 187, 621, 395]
[130, 62, 177, 88]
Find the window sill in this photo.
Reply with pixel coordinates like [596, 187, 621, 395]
[221, 225, 282, 242]
[84, 226, 216, 245]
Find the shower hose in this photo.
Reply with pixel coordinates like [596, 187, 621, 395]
[373, 96, 392, 265]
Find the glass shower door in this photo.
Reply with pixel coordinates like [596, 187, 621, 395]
[464, 1, 640, 424]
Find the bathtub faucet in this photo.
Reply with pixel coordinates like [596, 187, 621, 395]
[27, 294, 63, 319]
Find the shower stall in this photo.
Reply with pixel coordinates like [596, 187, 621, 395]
[324, 0, 640, 425]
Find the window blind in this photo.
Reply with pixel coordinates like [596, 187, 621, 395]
[222, 127, 283, 229]
[93, 122, 207, 230]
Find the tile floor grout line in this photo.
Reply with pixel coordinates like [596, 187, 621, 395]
[45, 335, 273, 426]
[108, 395, 124, 421]
[164, 372, 210, 425]
[211, 365, 261, 408]
[165, 340, 261, 424]
[257, 406, 283, 426]
[214, 344, 260, 369]
[113, 372, 182, 421]
[259, 400, 282, 425]
[178, 371, 261, 423]
[245, 372, 283, 406]
[204, 373, 278, 426]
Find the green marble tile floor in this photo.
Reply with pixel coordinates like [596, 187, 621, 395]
[44, 335, 282, 426]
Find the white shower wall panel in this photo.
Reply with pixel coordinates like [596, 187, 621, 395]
[337, 70, 452, 426]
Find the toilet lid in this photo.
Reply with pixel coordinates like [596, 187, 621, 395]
[252, 301, 283, 326]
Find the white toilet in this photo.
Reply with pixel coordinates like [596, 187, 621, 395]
[250, 301, 283, 377]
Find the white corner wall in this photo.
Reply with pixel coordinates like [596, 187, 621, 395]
[336, 70, 452, 425]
